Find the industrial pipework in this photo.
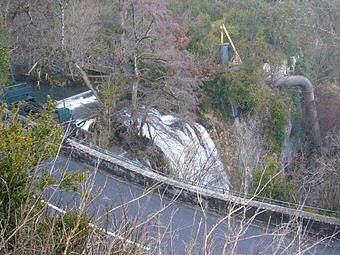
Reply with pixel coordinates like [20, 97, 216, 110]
[269, 75, 322, 147]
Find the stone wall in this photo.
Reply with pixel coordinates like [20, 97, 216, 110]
[64, 138, 339, 238]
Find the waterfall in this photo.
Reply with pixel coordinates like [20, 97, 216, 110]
[56, 91, 229, 191]
[232, 117, 263, 193]
[56, 90, 100, 121]
[142, 109, 229, 190]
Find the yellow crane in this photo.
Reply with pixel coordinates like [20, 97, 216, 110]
[220, 24, 242, 65]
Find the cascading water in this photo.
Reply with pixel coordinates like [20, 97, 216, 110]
[56, 91, 229, 191]
[232, 116, 263, 193]
[142, 109, 229, 190]
[56, 90, 100, 123]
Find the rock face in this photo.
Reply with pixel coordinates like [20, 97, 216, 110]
[142, 109, 229, 190]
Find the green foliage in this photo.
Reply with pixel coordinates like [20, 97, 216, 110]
[168, 0, 220, 21]
[99, 75, 124, 108]
[186, 12, 214, 55]
[0, 101, 98, 252]
[169, 1, 224, 57]
[59, 170, 88, 192]
[0, 101, 62, 240]
[38, 212, 92, 254]
[0, 12, 9, 84]
[255, 26, 269, 61]
[295, 54, 312, 79]
[251, 155, 293, 200]
[265, 100, 288, 153]
[37, 171, 56, 190]
[289, 90, 303, 138]
[303, 208, 340, 219]
[0, 47, 9, 84]
[38, 170, 88, 192]
[168, 0, 338, 85]
[205, 60, 263, 115]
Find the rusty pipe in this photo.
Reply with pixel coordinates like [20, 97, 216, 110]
[268, 75, 321, 147]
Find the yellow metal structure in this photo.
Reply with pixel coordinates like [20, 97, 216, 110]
[220, 24, 242, 65]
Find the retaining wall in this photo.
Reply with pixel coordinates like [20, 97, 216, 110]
[64, 138, 340, 238]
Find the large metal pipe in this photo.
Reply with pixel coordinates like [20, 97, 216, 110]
[269, 75, 322, 147]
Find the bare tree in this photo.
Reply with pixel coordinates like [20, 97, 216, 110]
[291, 132, 340, 211]
[0, 110, 337, 254]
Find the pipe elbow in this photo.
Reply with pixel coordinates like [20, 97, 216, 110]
[267, 75, 321, 147]
[271, 75, 314, 93]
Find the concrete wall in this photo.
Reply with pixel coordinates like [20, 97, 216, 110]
[63, 138, 340, 239]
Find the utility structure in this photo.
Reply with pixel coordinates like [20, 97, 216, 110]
[268, 75, 322, 147]
[216, 24, 242, 66]
[215, 24, 321, 147]
[216, 24, 242, 117]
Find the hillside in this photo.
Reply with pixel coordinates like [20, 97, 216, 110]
[0, 0, 339, 254]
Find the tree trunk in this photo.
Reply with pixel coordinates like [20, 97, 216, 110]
[57, 0, 67, 49]
[75, 63, 102, 106]
[131, 54, 139, 134]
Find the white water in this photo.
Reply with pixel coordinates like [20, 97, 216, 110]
[56, 90, 99, 124]
[56, 90, 97, 110]
[56, 91, 229, 191]
[142, 109, 229, 190]
[232, 117, 264, 193]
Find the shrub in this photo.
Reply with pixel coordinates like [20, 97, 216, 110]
[0, 101, 62, 244]
[37, 212, 92, 254]
[265, 100, 288, 154]
[251, 155, 293, 200]
[295, 53, 312, 79]
[0, 12, 9, 85]
[204, 61, 262, 116]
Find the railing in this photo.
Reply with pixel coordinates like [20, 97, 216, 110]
[2, 108, 339, 220]
[0, 82, 31, 103]
[70, 138, 340, 219]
